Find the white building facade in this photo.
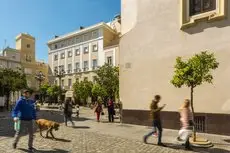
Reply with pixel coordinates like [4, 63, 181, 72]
[48, 21, 120, 96]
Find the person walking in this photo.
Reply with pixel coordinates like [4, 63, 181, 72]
[107, 98, 115, 122]
[94, 99, 103, 122]
[12, 89, 36, 152]
[64, 99, 75, 126]
[76, 105, 80, 118]
[143, 95, 166, 147]
[177, 99, 193, 150]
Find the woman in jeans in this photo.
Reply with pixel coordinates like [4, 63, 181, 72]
[64, 99, 75, 126]
[178, 99, 193, 150]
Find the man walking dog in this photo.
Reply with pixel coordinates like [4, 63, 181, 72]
[12, 89, 37, 152]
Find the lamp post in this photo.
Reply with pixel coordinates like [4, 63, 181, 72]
[35, 71, 45, 102]
[54, 68, 65, 102]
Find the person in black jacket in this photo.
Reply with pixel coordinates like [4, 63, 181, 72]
[107, 98, 115, 122]
[64, 99, 74, 126]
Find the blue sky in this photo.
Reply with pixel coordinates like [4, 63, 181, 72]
[0, 0, 120, 62]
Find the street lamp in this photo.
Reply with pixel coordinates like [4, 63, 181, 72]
[35, 71, 45, 102]
[54, 68, 65, 101]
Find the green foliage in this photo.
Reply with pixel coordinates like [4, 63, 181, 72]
[73, 80, 93, 103]
[95, 64, 119, 99]
[0, 68, 27, 109]
[47, 85, 61, 98]
[171, 51, 219, 140]
[171, 51, 219, 88]
[40, 84, 50, 96]
[92, 83, 107, 99]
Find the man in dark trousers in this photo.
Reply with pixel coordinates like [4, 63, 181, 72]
[12, 89, 36, 152]
[143, 95, 166, 147]
[64, 98, 75, 126]
[107, 98, 115, 122]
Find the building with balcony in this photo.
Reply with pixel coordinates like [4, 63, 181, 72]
[48, 18, 120, 97]
[119, 0, 230, 135]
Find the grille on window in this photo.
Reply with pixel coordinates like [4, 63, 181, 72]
[194, 116, 206, 132]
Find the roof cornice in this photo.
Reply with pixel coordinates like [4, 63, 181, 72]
[47, 22, 116, 45]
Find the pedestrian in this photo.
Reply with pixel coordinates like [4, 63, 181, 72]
[107, 98, 115, 122]
[64, 98, 75, 127]
[12, 89, 36, 152]
[76, 105, 80, 118]
[143, 95, 166, 147]
[94, 98, 103, 122]
[177, 99, 193, 150]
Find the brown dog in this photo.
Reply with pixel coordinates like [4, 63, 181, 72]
[36, 119, 60, 139]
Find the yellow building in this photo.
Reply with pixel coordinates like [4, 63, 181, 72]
[15, 33, 48, 90]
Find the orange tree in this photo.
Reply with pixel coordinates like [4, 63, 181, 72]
[171, 51, 219, 141]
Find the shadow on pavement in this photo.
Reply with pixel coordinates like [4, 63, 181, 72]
[197, 148, 230, 153]
[101, 121, 121, 124]
[148, 143, 230, 153]
[18, 148, 69, 153]
[45, 137, 71, 142]
[72, 126, 90, 129]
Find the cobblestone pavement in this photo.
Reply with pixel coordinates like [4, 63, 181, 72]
[0, 108, 230, 153]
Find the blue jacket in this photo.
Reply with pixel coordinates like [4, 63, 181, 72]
[12, 96, 36, 120]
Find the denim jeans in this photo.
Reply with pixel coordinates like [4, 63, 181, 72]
[144, 120, 162, 144]
[64, 114, 74, 126]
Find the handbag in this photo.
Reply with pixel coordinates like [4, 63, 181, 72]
[189, 120, 194, 126]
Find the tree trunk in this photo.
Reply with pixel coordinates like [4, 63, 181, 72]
[6, 92, 10, 111]
[190, 86, 196, 141]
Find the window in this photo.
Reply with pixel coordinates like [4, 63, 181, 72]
[12, 55, 15, 59]
[83, 61, 88, 71]
[84, 61, 88, 68]
[83, 34, 89, 41]
[75, 62, 80, 69]
[83, 46, 89, 54]
[54, 66, 58, 71]
[54, 44, 58, 49]
[61, 53, 65, 59]
[75, 48, 80, 56]
[68, 64, 72, 73]
[190, 0, 216, 16]
[68, 79, 72, 87]
[25, 55, 32, 62]
[59, 65, 65, 71]
[92, 44, 98, 52]
[92, 30, 99, 39]
[54, 54, 58, 61]
[92, 59, 97, 69]
[76, 37, 80, 43]
[107, 56, 113, 65]
[68, 51, 72, 57]
[61, 80, 64, 87]
[27, 44, 30, 48]
[55, 80, 57, 85]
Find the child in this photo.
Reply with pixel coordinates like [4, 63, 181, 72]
[76, 105, 80, 118]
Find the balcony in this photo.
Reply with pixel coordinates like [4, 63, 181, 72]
[67, 69, 72, 74]
[83, 67, 89, 72]
[92, 66, 98, 70]
[74, 68, 81, 73]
